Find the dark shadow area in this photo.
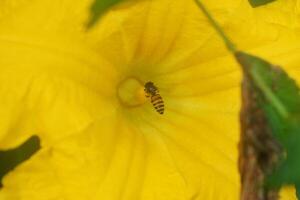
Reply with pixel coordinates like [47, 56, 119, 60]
[0, 135, 41, 188]
[248, 0, 276, 7]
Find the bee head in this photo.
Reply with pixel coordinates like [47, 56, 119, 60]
[144, 81, 158, 95]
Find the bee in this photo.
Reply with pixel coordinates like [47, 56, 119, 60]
[144, 81, 164, 114]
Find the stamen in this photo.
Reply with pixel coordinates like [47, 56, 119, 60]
[117, 77, 147, 107]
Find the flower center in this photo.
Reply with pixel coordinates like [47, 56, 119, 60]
[117, 77, 147, 107]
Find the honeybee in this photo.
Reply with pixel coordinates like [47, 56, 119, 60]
[144, 81, 164, 114]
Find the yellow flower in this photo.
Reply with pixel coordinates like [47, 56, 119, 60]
[0, 0, 299, 199]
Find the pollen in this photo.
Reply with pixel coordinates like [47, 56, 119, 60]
[117, 77, 147, 107]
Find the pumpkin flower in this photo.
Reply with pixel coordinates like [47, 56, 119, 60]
[0, 0, 299, 199]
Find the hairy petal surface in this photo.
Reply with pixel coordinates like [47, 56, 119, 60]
[0, 0, 299, 199]
[0, 0, 119, 148]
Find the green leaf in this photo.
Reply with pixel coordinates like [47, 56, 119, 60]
[296, 182, 300, 199]
[87, 0, 123, 28]
[193, 0, 297, 194]
[235, 52, 297, 119]
[235, 51, 300, 190]
[0, 135, 40, 187]
[248, 0, 277, 7]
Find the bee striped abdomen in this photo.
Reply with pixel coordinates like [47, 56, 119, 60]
[151, 94, 164, 114]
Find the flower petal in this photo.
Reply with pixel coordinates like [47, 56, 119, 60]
[0, 0, 119, 149]
[1, 0, 299, 199]
[0, 116, 193, 200]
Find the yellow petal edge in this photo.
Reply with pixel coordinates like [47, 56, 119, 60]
[0, 0, 299, 199]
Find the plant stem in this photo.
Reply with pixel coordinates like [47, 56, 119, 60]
[194, 0, 237, 53]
